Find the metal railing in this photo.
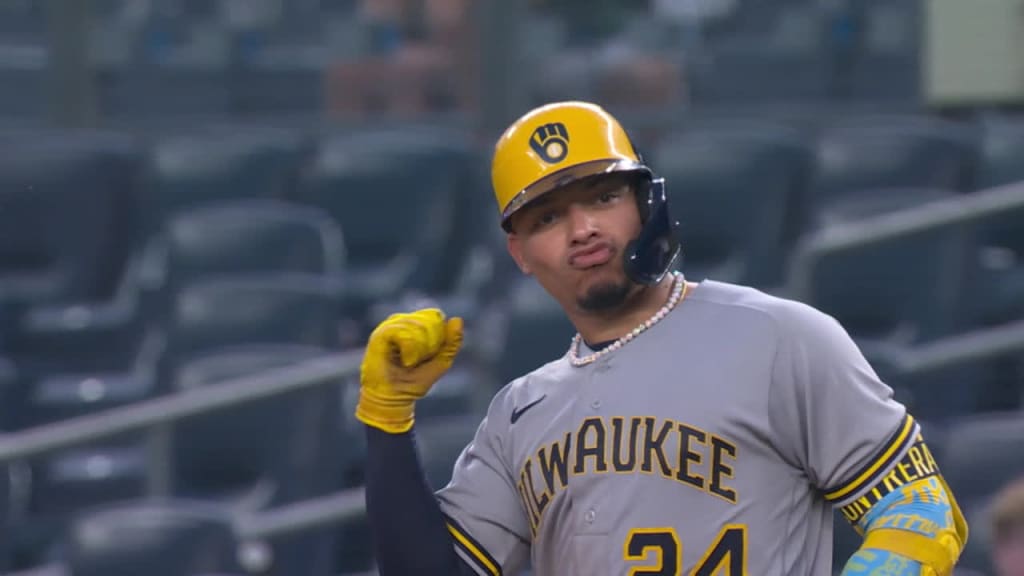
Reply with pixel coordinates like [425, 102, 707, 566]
[902, 317, 1024, 374]
[788, 180, 1024, 299]
[0, 351, 370, 540]
[785, 178, 1024, 381]
[2, 182, 1023, 544]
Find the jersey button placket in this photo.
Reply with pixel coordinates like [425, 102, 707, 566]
[590, 359, 609, 413]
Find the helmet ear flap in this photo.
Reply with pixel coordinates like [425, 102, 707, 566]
[631, 172, 653, 221]
[624, 176, 681, 285]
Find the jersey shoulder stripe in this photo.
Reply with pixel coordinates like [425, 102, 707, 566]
[443, 512, 503, 576]
[824, 412, 917, 503]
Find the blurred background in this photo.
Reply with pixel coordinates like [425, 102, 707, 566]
[0, 0, 1023, 575]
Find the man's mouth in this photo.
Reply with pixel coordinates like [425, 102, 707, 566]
[569, 243, 614, 269]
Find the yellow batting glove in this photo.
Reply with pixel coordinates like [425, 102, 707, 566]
[355, 308, 464, 434]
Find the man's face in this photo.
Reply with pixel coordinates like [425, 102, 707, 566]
[506, 174, 643, 314]
[995, 531, 1024, 576]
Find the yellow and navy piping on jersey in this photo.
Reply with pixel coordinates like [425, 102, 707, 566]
[824, 413, 920, 513]
[443, 512, 502, 576]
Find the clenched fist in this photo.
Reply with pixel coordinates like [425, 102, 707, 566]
[355, 308, 464, 433]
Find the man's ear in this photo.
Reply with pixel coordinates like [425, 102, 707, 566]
[506, 233, 531, 275]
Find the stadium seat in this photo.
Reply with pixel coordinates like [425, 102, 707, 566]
[0, 129, 144, 375]
[0, 355, 18, 431]
[63, 499, 243, 576]
[22, 369, 157, 428]
[18, 277, 348, 539]
[0, 129, 141, 311]
[28, 444, 148, 520]
[176, 343, 345, 576]
[811, 187, 956, 228]
[465, 215, 526, 307]
[905, 348, 1015, 420]
[15, 441, 149, 567]
[495, 278, 577, 385]
[415, 414, 483, 492]
[809, 117, 978, 214]
[693, 5, 836, 105]
[19, 272, 345, 429]
[170, 344, 342, 507]
[975, 117, 1024, 189]
[297, 128, 470, 307]
[693, 39, 834, 105]
[96, 57, 231, 119]
[791, 210, 976, 345]
[11, 299, 146, 376]
[137, 199, 347, 322]
[977, 253, 1024, 328]
[970, 129, 1024, 325]
[873, 354, 1012, 423]
[843, 0, 922, 101]
[137, 126, 306, 241]
[941, 412, 1024, 504]
[805, 187, 974, 334]
[0, 42, 48, 119]
[229, 42, 327, 115]
[653, 123, 813, 287]
[0, 1, 43, 37]
[156, 274, 345, 391]
[160, 200, 344, 282]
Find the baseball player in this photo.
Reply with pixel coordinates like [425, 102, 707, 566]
[355, 101, 969, 575]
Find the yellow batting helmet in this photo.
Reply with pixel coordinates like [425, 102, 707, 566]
[491, 101, 649, 231]
[490, 101, 681, 285]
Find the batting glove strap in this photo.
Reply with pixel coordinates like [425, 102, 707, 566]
[356, 386, 417, 434]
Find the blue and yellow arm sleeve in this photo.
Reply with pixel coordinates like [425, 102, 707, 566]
[832, 428, 968, 575]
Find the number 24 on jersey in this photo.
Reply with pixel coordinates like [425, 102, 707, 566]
[625, 524, 746, 576]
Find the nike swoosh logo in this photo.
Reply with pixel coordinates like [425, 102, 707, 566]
[510, 395, 547, 424]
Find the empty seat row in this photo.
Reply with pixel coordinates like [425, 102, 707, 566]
[2, 114, 1020, 311]
[6, 409, 1022, 576]
[0, 124, 482, 352]
[2, 117, 1023, 409]
[690, 0, 924, 105]
[6, 396, 483, 574]
[2, 263, 493, 571]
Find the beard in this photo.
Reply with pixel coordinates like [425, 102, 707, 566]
[577, 278, 633, 312]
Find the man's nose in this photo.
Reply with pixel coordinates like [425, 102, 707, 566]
[567, 204, 598, 243]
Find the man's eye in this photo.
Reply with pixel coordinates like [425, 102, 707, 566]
[599, 190, 621, 203]
[526, 211, 556, 232]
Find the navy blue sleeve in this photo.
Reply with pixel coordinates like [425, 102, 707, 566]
[364, 425, 478, 576]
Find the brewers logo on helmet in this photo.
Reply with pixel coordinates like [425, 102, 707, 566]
[491, 100, 682, 285]
[528, 122, 570, 164]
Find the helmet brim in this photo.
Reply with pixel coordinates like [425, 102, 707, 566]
[500, 158, 650, 231]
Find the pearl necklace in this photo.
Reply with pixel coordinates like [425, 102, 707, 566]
[568, 271, 689, 367]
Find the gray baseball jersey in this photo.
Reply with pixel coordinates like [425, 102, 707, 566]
[436, 279, 920, 575]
